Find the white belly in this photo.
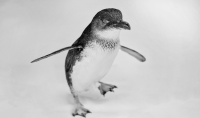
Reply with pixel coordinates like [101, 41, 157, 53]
[71, 41, 120, 92]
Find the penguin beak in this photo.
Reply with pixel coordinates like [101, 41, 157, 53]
[105, 20, 131, 30]
[116, 21, 131, 30]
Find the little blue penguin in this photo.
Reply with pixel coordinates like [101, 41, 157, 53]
[31, 8, 146, 117]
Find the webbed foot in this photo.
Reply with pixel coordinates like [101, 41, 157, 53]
[72, 105, 91, 117]
[98, 82, 117, 96]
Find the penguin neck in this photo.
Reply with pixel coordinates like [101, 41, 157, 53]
[94, 29, 121, 41]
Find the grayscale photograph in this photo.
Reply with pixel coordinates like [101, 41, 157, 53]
[0, 0, 200, 118]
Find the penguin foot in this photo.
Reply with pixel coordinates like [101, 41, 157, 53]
[98, 82, 117, 96]
[72, 105, 91, 117]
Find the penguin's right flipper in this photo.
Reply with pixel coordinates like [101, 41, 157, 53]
[120, 45, 146, 62]
[31, 46, 82, 63]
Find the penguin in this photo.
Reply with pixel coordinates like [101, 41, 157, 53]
[31, 8, 146, 117]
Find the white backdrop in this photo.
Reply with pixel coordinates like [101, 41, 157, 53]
[1, 0, 200, 118]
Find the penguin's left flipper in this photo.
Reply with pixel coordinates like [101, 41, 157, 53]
[31, 46, 82, 63]
[120, 45, 146, 62]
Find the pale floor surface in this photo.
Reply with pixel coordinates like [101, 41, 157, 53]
[1, 64, 200, 118]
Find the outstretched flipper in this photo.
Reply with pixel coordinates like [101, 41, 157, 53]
[98, 82, 117, 96]
[31, 46, 82, 63]
[120, 45, 146, 62]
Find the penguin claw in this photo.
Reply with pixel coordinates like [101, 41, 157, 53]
[72, 106, 91, 117]
[98, 82, 117, 96]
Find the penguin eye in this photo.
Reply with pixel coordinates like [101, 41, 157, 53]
[102, 19, 109, 24]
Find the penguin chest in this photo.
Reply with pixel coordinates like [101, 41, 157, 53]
[71, 42, 120, 92]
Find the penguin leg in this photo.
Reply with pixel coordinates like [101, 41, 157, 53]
[69, 86, 91, 117]
[98, 81, 117, 96]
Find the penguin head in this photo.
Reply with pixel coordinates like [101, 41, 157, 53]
[91, 8, 131, 31]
